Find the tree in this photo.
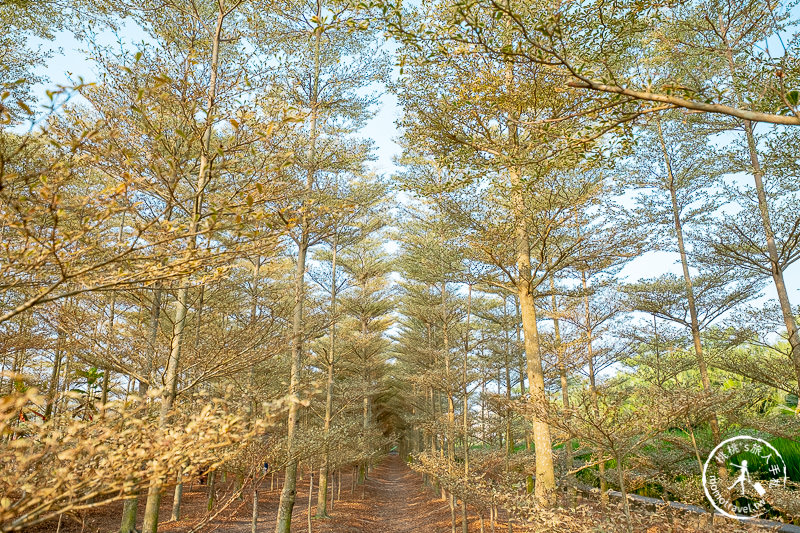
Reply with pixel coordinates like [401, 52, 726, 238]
[263, 1, 388, 529]
[308, 176, 391, 517]
[618, 113, 764, 439]
[392, 6, 616, 500]
[382, 0, 800, 125]
[700, 123, 800, 404]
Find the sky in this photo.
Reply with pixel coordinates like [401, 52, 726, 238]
[29, 24, 800, 317]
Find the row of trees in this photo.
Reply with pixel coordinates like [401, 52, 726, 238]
[2, 1, 398, 532]
[2, 0, 799, 531]
[382, 0, 800, 530]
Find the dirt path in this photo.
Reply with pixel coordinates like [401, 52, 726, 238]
[313, 456, 497, 533]
[202, 455, 490, 532]
[355, 457, 456, 532]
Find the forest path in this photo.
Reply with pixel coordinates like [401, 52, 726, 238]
[356, 456, 448, 532]
[151, 455, 501, 533]
[306, 455, 488, 533]
[313, 455, 502, 532]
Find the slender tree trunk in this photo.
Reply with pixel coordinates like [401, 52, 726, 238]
[480, 341, 486, 446]
[121, 285, 162, 533]
[316, 227, 338, 518]
[581, 271, 607, 504]
[549, 272, 574, 503]
[439, 275, 455, 533]
[307, 471, 313, 533]
[742, 119, 800, 400]
[616, 453, 633, 533]
[276, 14, 322, 528]
[275, 233, 308, 531]
[656, 119, 722, 441]
[515, 298, 530, 451]
[359, 314, 370, 483]
[504, 302, 513, 457]
[252, 484, 259, 533]
[141, 8, 225, 531]
[515, 298, 525, 393]
[56, 349, 71, 424]
[441, 278, 455, 464]
[169, 287, 204, 518]
[511, 167, 555, 507]
[722, 38, 800, 403]
[247, 255, 262, 417]
[207, 470, 216, 511]
[142, 283, 190, 532]
[44, 326, 63, 419]
[171, 470, 183, 521]
[462, 284, 471, 533]
[449, 492, 457, 533]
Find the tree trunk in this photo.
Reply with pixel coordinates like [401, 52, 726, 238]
[462, 284, 471, 533]
[582, 271, 607, 504]
[317, 230, 337, 518]
[722, 37, 800, 403]
[656, 119, 721, 442]
[207, 470, 216, 511]
[449, 492, 456, 533]
[549, 272, 574, 503]
[616, 454, 633, 533]
[307, 471, 313, 533]
[252, 485, 259, 533]
[440, 278, 456, 468]
[120, 495, 138, 533]
[743, 119, 800, 399]
[141, 7, 224, 531]
[504, 297, 513, 457]
[276, 7, 323, 528]
[511, 167, 556, 507]
[171, 470, 183, 520]
[275, 235, 307, 532]
[44, 330, 63, 419]
[120, 308, 151, 533]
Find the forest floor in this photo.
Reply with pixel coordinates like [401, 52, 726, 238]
[24, 457, 783, 532]
[28, 456, 507, 533]
[193, 455, 506, 533]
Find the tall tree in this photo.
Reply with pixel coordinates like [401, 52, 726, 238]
[264, 1, 388, 529]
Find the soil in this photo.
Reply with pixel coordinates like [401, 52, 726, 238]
[25, 456, 506, 533]
[31, 456, 777, 533]
[20, 457, 787, 532]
